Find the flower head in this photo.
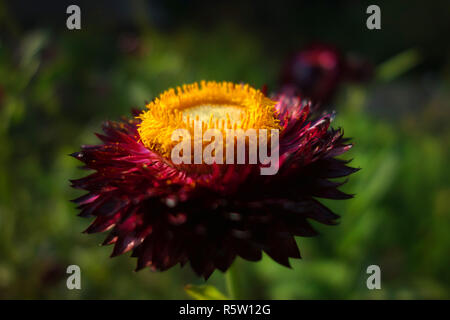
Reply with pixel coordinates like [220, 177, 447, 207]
[137, 81, 280, 160]
[70, 81, 358, 279]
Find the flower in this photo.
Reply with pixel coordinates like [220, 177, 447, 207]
[137, 81, 280, 160]
[70, 81, 358, 279]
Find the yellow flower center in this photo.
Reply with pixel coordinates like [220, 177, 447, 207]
[137, 81, 280, 159]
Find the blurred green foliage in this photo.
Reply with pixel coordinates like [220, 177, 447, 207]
[185, 284, 228, 300]
[0, 20, 449, 299]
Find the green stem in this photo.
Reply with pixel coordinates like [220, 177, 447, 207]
[225, 263, 240, 300]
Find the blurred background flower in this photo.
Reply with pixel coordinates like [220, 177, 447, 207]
[0, 0, 449, 299]
[279, 43, 373, 105]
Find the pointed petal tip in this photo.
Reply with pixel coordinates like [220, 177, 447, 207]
[69, 152, 84, 159]
[202, 272, 213, 281]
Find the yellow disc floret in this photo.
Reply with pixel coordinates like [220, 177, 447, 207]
[137, 81, 280, 159]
